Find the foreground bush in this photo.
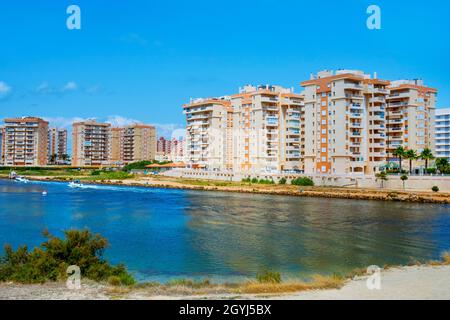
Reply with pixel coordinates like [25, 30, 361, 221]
[0, 229, 135, 285]
[291, 177, 314, 186]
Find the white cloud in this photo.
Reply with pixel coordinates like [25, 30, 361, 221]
[85, 85, 103, 94]
[151, 123, 185, 138]
[0, 81, 12, 99]
[105, 115, 142, 127]
[35, 82, 52, 94]
[62, 81, 78, 92]
[42, 116, 95, 129]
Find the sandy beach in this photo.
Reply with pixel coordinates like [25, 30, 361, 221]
[1, 265, 449, 300]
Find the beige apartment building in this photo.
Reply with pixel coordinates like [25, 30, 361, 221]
[1, 117, 49, 166]
[386, 80, 437, 161]
[72, 120, 111, 166]
[231, 85, 304, 173]
[184, 85, 304, 173]
[301, 70, 390, 175]
[48, 128, 68, 164]
[110, 124, 156, 164]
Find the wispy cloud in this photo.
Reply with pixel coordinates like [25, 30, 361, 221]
[0, 81, 12, 99]
[62, 81, 78, 92]
[42, 116, 95, 129]
[119, 33, 148, 46]
[105, 115, 142, 127]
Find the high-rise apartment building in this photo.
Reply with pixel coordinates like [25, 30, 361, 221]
[435, 108, 450, 161]
[184, 97, 233, 170]
[170, 137, 185, 162]
[157, 137, 172, 155]
[231, 85, 304, 173]
[301, 70, 390, 174]
[72, 120, 111, 166]
[183, 85, 304, 172]
[386, 80, 437, 160]
[110, 124, 156, 164]
[48, 128, 68, 164]
[1, 117, 49, 166]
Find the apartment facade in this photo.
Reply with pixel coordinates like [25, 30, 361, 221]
[170, 138, 185, 162]
[301, 70, 389, 175]
[435, 108, 450, 161]
[157, 137, 172, 155]
[184, 97, 232, 170]
[183, 85, 304, 173]
[231, 85, 304, 173]
[386, 80, 437, 161]
[110, 124, 156, 164]
[48, 128, 68, 164]
[1, 117, 49, 166]
[72, 120, 111, 166]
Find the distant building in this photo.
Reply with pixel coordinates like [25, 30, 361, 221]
[157, 137, 172, 155]
[170, 137, 185, 162]
[48, 128, 68, 164]
[2, 117, 49, 166]
[435, 108, 450, 161]
[110, 124, 156, 165]
[72, 120, 111, 166]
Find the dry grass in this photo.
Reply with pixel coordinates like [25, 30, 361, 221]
[233, 275, 345, 294]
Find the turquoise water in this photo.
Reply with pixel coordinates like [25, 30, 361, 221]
[0, 179, 449, 283]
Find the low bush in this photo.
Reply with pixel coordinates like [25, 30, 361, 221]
[256, 270, 282, 284]
[258, 179, 275, 185]
[278, 177, 287, 185]
[0, 229, 135, 286]
[432, 186, 439, 192]
[291, 177, 314, 186]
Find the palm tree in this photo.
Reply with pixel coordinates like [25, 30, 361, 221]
[420, 148, 434, 172]
[405, 149, 418, 174]
[393, 146, 406, 173]
[375, 171, 388, 188]
[400, 174, 408, 190]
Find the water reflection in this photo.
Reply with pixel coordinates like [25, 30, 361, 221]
[0, 180, 449, 282]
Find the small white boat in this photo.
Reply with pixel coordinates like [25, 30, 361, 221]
[15, 176, 29, 183]
[68, 180, 85, 188]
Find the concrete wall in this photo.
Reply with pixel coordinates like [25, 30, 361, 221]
[162, 169, 450, 192]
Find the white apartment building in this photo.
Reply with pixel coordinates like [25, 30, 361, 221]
[301, 70, 389, 175]
[386, 79, 437, 160]
[184, 98, 232, 170]
[1, 117, 49, 166]
[435, 108, 450, 161]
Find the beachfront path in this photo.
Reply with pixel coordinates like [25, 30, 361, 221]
[0, 265, 449, 300]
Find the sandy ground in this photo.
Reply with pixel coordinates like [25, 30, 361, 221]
[1, 265, 449, 300]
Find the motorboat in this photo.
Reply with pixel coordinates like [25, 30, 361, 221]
[15, 176, 29, 183]
[68, 180, 85, 188]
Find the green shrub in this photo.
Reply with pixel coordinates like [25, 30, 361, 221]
[256, 270, 281, 284]
[291, 177, 314, 186]
[426, 168, 436, 174]
[0, 229, 135, 286]
[432, 186, 439, 192]
[241, 178, 251, 183]
[278, 177, 287, 185]
[91, 170, 101, 176]
[258, 179, 275, 185]
[251, 178, 259, 184]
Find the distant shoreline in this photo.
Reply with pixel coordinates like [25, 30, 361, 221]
[1, 175, 449, 204]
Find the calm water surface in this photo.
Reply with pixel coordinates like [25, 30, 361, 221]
[0, 179, 449, 282]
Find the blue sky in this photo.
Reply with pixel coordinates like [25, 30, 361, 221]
[1, 0, 449, 138]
